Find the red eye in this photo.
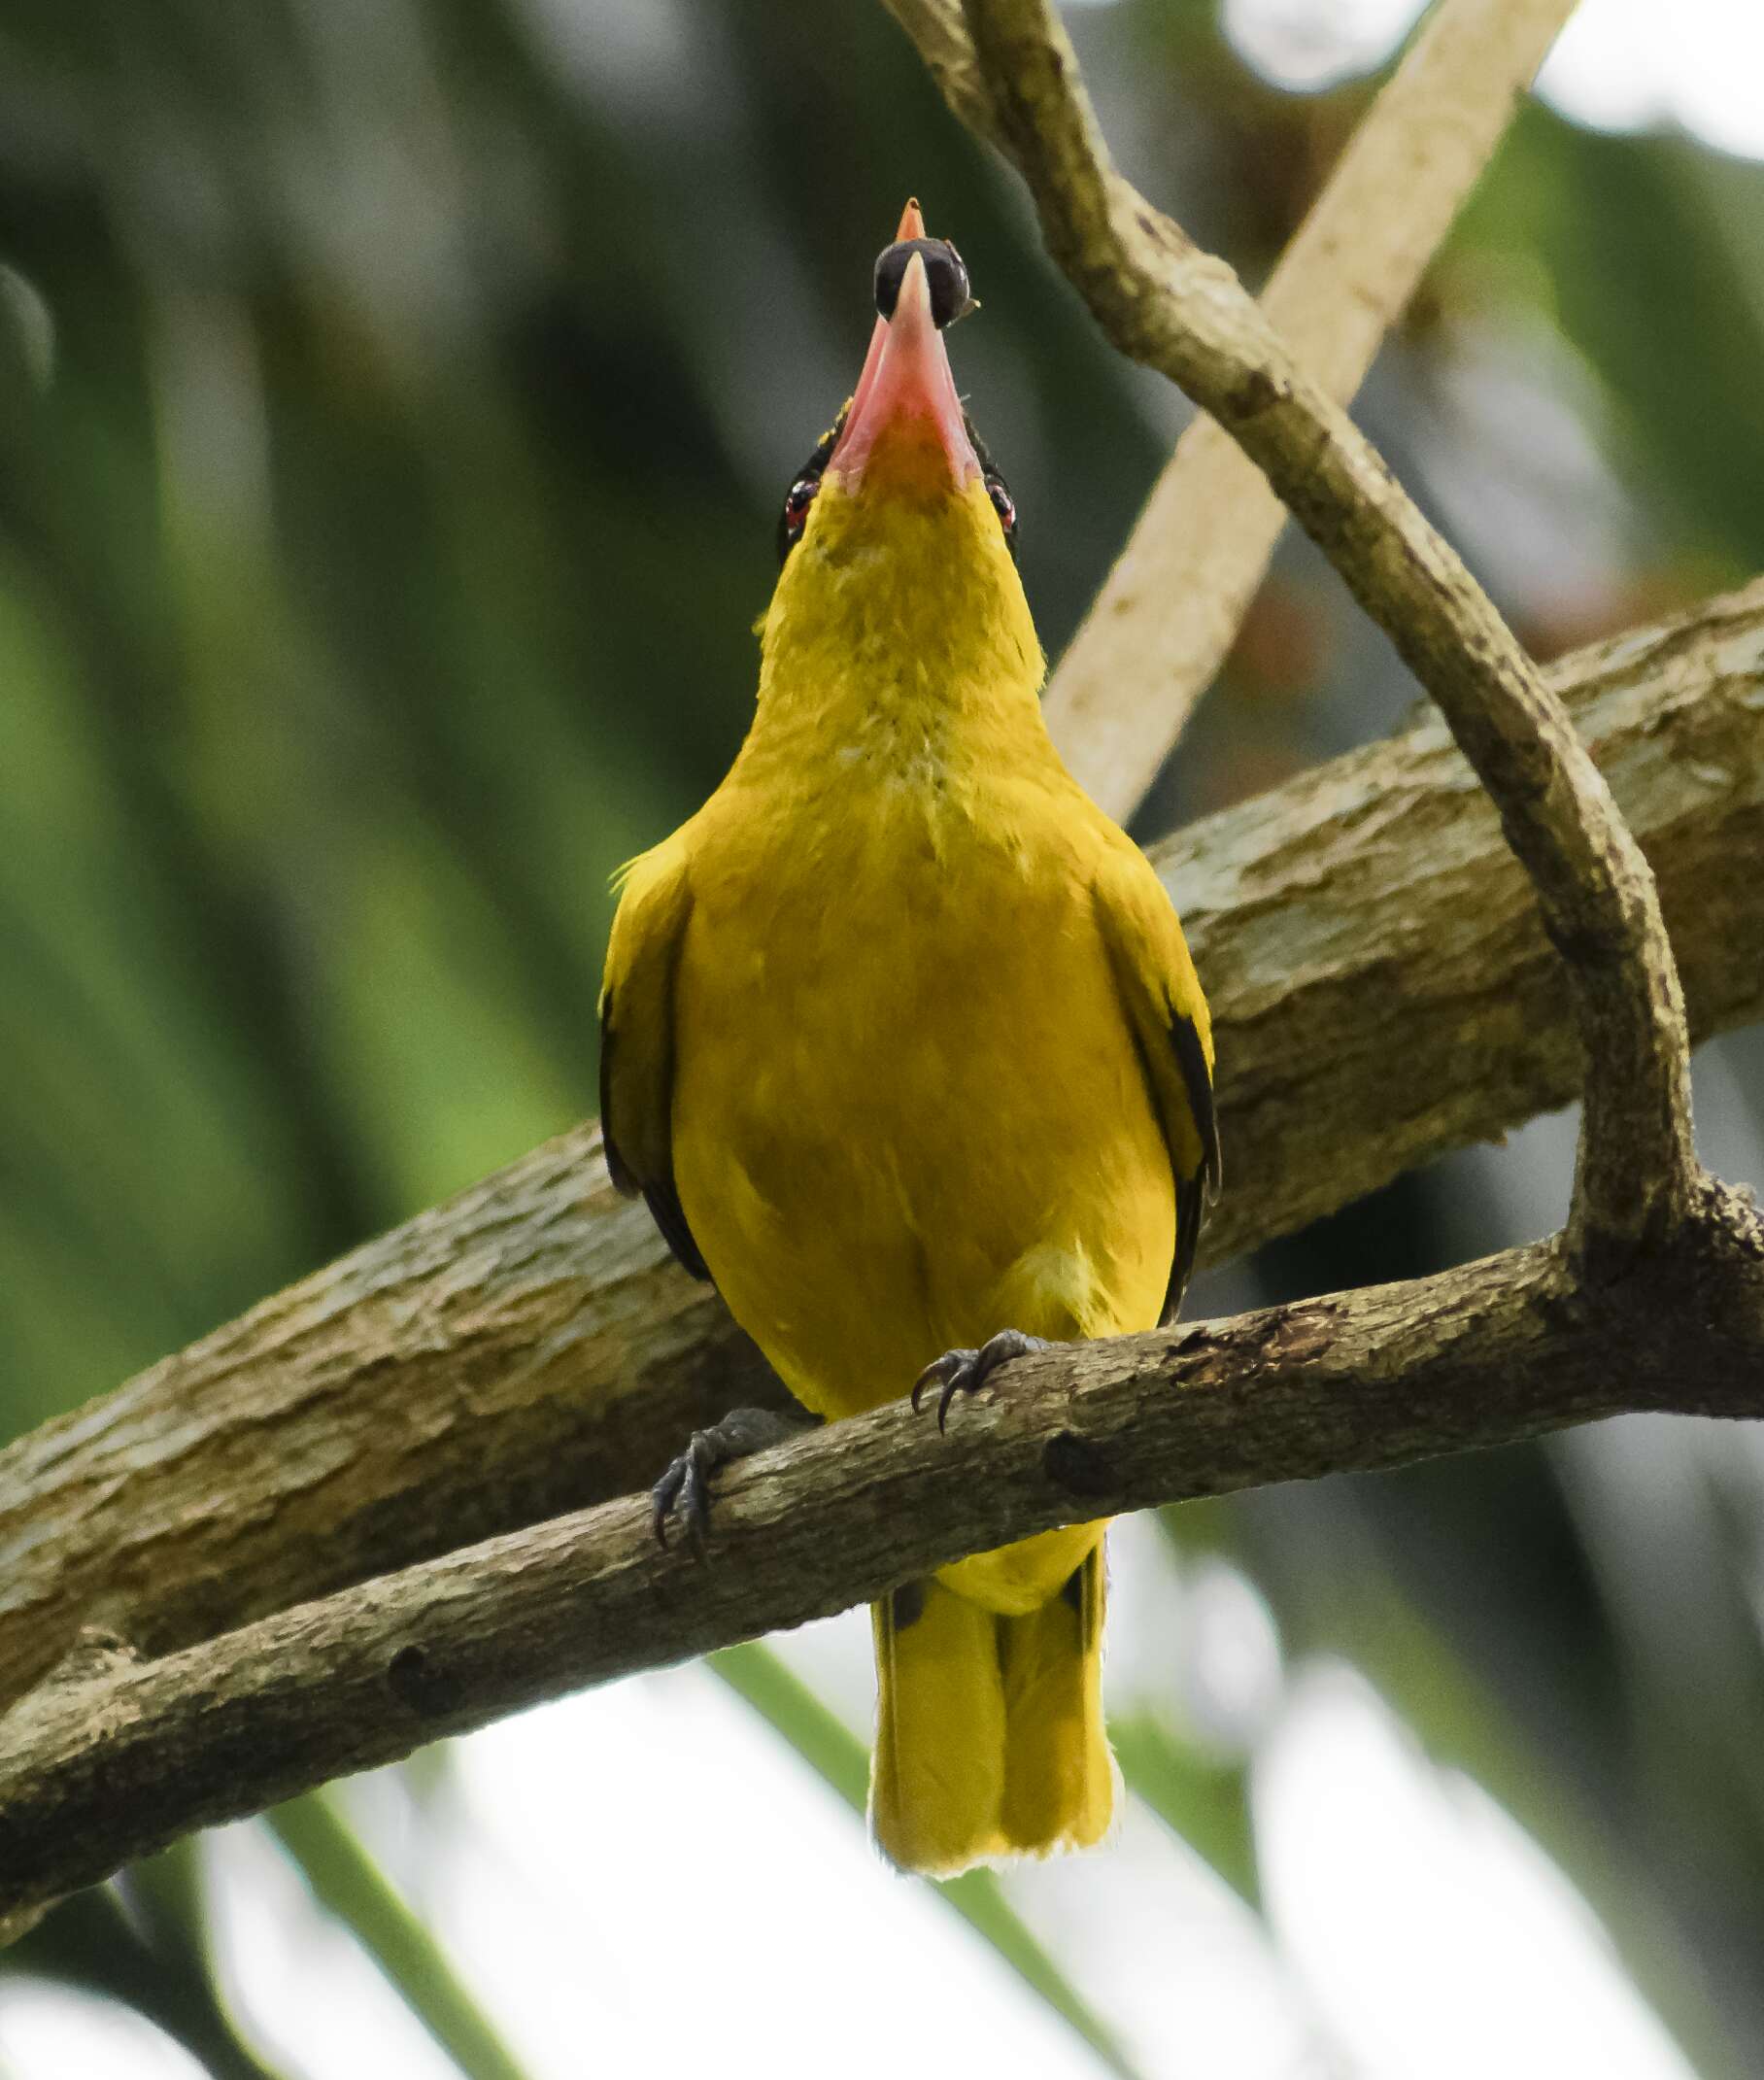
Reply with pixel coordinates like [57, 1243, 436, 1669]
[988, 477, 1016, 534]
[779, 474, 819, 560]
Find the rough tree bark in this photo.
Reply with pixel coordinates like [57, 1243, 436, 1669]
[0, 582, 1758, 1716]
[4, 1186, 1763, 1925]
[955, 0, 1699, 1263]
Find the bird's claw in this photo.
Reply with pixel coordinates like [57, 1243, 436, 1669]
[910, 1348, 975, 1434]
[650, 1405, 816, 1555]
[651, 1431, 717, 1554]
[910, 1329, 1050, 1433]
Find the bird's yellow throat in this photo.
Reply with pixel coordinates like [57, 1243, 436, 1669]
[754, 468, 1044, 754]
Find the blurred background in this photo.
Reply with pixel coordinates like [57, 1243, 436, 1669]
[3, 0, 1764, 2073]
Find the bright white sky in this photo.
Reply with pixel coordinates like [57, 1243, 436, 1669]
[0, 1585, 1703, 2080]
[1221, 0, 1764, 160]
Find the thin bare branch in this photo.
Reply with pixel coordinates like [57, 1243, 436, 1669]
[1, 580, 1760, 1714]
[879, 0, 1003, 148]
[1042, 0, 1579, 820]
[4, 1187, 1763, 1928]
[957, 0, 1697, 1268]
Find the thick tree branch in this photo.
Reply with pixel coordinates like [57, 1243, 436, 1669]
[4, 1183, 1763, 1927]
[952, 0, 1696, 1268]
[1043, 0, 1578, 820]
[1, 580, 1760, 1713]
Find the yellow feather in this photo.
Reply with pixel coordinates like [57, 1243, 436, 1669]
[600, 449, 1211, 1874]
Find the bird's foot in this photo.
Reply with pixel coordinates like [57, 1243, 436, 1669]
[910, 1329, 1052, 1434]
[651, 1405, 815, 1554]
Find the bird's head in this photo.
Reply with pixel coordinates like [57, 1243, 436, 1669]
[758, 201, 1039, 707]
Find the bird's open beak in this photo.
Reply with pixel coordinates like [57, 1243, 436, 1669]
[829, 210, 979, 494]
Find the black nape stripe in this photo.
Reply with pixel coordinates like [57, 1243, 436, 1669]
[774, 406, 1020, 564]
[776, 410, 846, 564]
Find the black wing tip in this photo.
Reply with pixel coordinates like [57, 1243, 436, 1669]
[645, 1183, 713, 1283]
[596, 1017, 634, 1195]
[1169, 1011, 1222, 1201]
[600, 1125, 640, 1200]
[603, 1126, 711, 1282]
[598, 1010, 710, 1280]
[1163, 1171, 1207, 1325]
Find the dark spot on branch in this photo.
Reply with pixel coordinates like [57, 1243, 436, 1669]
[1229, 369, 1282, 420]
[1541, 912, 1622, 969]
[1269, 1307, 1340, 1366]
[388, 1643, 461, 1719]
[1043, 1430, 1115, 1497]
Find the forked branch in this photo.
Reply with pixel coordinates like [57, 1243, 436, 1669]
[941, 0, 1697, 1265]
[1038, 0, 1582, 819]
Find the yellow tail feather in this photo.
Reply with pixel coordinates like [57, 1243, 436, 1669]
[870, 1553, 1111, 1875]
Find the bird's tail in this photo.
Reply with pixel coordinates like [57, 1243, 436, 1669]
[868, 1548, 1112, 1875]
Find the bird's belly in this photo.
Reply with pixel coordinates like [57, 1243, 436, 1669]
[670, 851, 1173, 1419]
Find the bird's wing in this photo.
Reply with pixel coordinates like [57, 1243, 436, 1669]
[597, 835, 709, 1280]
[1092, 847, 1220, 1323]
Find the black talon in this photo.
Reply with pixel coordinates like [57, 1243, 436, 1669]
[937, 1369, 965, 1434]
[651, 1455, 689, 1549]
[910, 1349, 964, 1426]
[650, 1405, 818, 1554]
[910, 1330, 1052, 1434]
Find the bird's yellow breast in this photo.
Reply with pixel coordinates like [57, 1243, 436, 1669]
[669, 742, 1175, 1423]
[601, 463, 1205, 1627]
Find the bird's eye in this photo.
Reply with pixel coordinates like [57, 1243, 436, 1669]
[987, 475, 1017, 542]
[778, 474, 820, 561]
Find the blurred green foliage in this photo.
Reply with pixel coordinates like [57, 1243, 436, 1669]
[5, 0, 1764, 2074]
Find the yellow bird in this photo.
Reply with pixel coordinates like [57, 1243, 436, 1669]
[599, 201, 1218, 1874]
